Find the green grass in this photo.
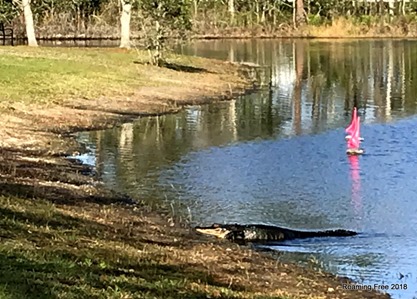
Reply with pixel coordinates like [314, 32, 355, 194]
[0, 47, 213, 108]
[0, 195, 292, 299]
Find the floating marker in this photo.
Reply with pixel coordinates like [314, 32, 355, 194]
[345, 107, 357, 136]
[345, 107, 365, 142]
[346, 116, 364, 155]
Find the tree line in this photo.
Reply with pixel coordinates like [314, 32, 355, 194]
[0, 0, 191, 65]
[2, 0, 416, 31]
[1, 0, 417, 64]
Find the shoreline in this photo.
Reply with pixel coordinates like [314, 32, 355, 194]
[0, 47, 391, 298]
[8, 20, 417, 43]
[10, 34, 417, 42]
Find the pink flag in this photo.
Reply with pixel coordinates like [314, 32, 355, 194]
[345, 107, 357, 136]
[347, 116, 361, 149]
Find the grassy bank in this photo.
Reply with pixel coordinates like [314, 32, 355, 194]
[1, 194, 273, 299]
[0, 47, 391, 299]
[0, 47, 247, 109]
[0, 47, 253, 153]
[0, 192, 391, 299]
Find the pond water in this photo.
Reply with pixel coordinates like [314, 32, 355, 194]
[77, 39, 417, 299]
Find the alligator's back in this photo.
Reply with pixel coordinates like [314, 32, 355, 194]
[241, 224, 357, 242]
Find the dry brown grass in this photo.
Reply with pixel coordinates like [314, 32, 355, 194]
[307, 16, 417, 38]
[307, 18, 363, 38]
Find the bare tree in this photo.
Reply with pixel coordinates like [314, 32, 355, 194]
[119, 0, 132, 48]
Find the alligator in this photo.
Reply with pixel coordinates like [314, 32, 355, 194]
[195, 223, 358, 244]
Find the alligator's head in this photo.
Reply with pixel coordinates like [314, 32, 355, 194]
[195, 223, 244, 240]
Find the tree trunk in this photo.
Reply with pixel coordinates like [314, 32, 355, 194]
[228, 0, 235, 25]
[119, 0, 132, 49]
[388, 0, 395, 16]
[153, 19, 163, 66]
[193, 0, 198, 18]
[378, 0, 384, 15]
[22, 0, 37, 46]
[400, 0, 405, 16]
[294, 0, 306, 28]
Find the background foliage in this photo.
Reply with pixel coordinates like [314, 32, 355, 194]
[1, 0, 417, 37]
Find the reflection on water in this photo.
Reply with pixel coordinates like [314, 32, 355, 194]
[77, 39, 417, 299]
[349, 155, 363, 225]
[178, 39, 417, 124]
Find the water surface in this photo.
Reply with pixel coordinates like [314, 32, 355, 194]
[77, 39, 417, 299]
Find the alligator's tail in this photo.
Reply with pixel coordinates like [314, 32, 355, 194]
[298, 229, 358, 239]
